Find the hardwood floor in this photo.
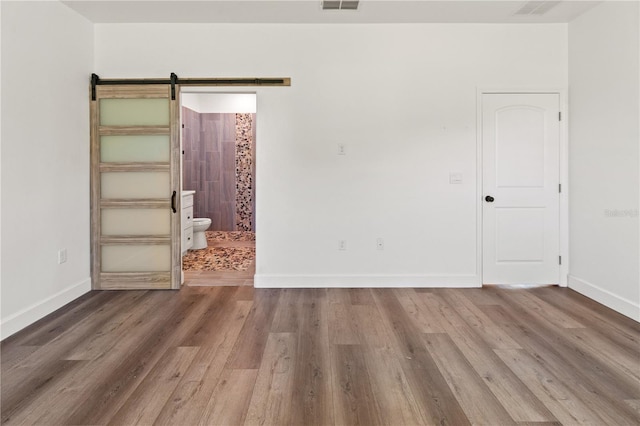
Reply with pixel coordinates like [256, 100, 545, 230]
[1, 286, 638, 425]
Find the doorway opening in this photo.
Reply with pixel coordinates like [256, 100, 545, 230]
[180, 92, 257, 286]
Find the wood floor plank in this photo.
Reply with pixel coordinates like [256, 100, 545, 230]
[154, 299, 253, 425]
[290, 289, 334, 426]
[350, 298, 431, 425]
[226, 288, 281, 369]
[422, 292, 557, 423]
[234, 285, 255, 301]
[394, 288, 446, 333]
[0, 345, 40, 372]
[534, 287, 640, 332]
[423, 333, 516, 425]
[348, 288, 374, 306]
[351, 304, 390, 348]
[3, 291, 145, 377]
[494, 288, 640, 401]
[372, 289, 472, 425]
[270, 288, 303, 333]
[532, 287, 640, 354]
[483, 304, 640, 425]
[5, 292, 198, 425]
[64, 290, 173, 361]
[0, 359, 84, 424]
[1, 292, 151, 424]
[331, 344, 384, 426]
[565, 327, 640, 383]
[625, 399, 640, 414]
[328, 293, 361, 345]
[244, 332, 297, 426]
[177, 286, 230, 347]
[439, 288, 522, 349]
[505, 289, 586, 329]
[4, 290, 118, 347]
[494, 348, 612, 425]
[198, 368, 258, 426]
[462, 287, 504, 305]
[107, 346, 199, 425]
[2, 286, 638, 426]
[59, 292, 210, 425]
[360, 345, 428, 425]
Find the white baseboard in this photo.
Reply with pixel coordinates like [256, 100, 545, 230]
[1, 277, 92, 340]
[568, 275, 640, 322]
[254, 274, 480, 288]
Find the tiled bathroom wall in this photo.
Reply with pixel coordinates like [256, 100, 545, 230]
[235, 113, 253, 231]
[182, 107, 255, 231]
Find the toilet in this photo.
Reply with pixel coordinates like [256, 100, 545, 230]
[191, 218, 212, 249]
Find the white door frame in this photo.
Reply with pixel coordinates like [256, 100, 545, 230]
[476, 88, 569, 287]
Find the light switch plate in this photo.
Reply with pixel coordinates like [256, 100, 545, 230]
[450, 172, 463, 184]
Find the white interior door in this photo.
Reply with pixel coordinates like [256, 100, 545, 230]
[482, 93, 560, 285]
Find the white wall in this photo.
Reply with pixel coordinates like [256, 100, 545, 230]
[1, 1, 94, 338]
[96, 23, 568, 288]
[181, 92, 257, 113]
[568, 2, 640, 320]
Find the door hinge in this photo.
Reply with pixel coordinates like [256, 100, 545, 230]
[559, 183, 562, 193]
[182, 123, 185, 128]
[559, 255, 562, 265]
[558, 111, 562, 121]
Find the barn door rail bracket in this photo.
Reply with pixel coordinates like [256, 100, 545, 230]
[91, 73, 99, 101]
[170, 72, 178, 100]
[90, 73, 291, 101]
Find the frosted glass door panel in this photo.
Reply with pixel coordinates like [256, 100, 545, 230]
[100, 98, 170, 126]
[101, 135, 170, 162]
[101, 172, 170, 199]
[102, 209, 170, 235]
[102, 245, 171, 272]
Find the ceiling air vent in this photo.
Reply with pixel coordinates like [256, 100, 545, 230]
[514, 0, 561, 15]
[322, 0, 359, 10]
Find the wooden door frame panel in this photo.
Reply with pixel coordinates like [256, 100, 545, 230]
[169, 84, 181, 289]
[476, 88, 569, 287]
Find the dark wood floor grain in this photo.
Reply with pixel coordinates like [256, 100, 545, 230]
[2, 286, 639, 425]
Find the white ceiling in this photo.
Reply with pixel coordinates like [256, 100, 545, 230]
[62, 0, 603, 24]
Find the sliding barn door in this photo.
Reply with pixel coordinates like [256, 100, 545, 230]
[90, 85, 181, 289]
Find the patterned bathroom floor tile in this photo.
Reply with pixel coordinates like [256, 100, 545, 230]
[206, 231, 255, 241]
[183, 246, 255, 272]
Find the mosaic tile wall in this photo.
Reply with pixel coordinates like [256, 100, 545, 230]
[182, 107, 255, 231]
[235, 113, 253, 231]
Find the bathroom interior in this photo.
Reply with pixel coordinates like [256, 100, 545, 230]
[180, 92, 257, 286]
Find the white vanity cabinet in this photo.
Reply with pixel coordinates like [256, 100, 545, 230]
[181, 191, 195, 254]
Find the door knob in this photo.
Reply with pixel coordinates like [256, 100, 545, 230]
[485, 195, 495, 202]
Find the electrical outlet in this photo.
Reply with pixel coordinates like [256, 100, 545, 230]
[58, 249, 67, 264]
[338, 240, 347, 251]
[376, 238, 384, 250]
